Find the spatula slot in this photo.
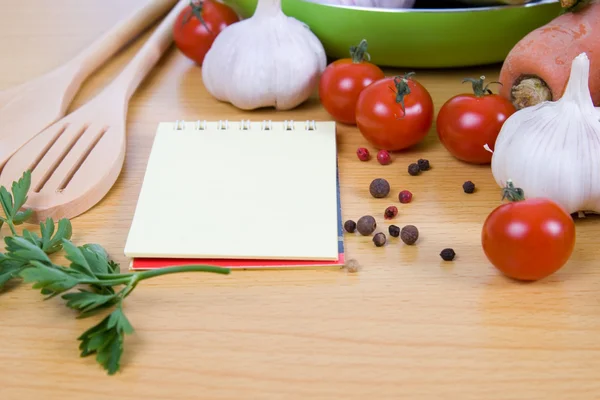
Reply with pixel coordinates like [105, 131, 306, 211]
[33, 123, 89, 193]
[29, 123, 69, 174]
[57, 126, 109, 192]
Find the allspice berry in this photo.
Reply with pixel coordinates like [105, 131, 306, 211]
[344, 220, 357, 233]
[357, 215, 377, 236]
[463, 181, 476, 194]
[373, 232, 386, 247]
[417, 159, 430, 171]
[400, 225, 419, 245]
[440, 248, 456, 261]
[408, 163, 420, 176]
[388, 225, 400, 237]
[369, 178, 390, 198]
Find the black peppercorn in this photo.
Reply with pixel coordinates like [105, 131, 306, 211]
[408, 163, 420, 176]
[417, 159, 430, 171]
[373, 232, 386, 247]
[400, 225, 419, 245]
[369, 178, 390, 198]
[440, 248, 456, 261]
[344, 220, 356, 233]
[357, 215, 377, 236]
[388, 225, 400, 238]
[463, 181, 475, 194]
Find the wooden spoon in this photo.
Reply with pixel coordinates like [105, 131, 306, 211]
[0, 0, 179, 170]
[0, 0, 190, 223]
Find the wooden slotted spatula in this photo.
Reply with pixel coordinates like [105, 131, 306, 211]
[0, 0, 179, 170]
[0, 0, 190, 223]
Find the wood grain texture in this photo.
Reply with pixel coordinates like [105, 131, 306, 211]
[1, 1, 600, 399]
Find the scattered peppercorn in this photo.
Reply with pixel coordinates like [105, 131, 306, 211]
[345, 259, 360, 273]
[388, 225, 400, 237]
[408, 163, 420, 176]
[384, 206, 398, 220]
[356, 147, 370, 161]
[462, 181, 476, 194]
[417, 159, 430, 171]
[400, 225, 419, 245]
[377, 150, 391, 165]
[344, 220, 357, 233]
[357, 215, 377, 236]
[373, 232, 386, 247]
[398, 190, 413, 204]
[440, 248, 456, 261]
[369, 178, 390, 198]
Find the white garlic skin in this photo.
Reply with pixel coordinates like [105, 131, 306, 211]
[201, 0, 327, 111]
[491, 52, 600, 214]
[309, 0, 415, 8]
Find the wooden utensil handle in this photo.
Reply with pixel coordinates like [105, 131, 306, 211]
[110, 0, 190, 100]
[69, 0, 179, 83]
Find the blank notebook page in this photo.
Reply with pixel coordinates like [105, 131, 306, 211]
[124, 120, 339, 261]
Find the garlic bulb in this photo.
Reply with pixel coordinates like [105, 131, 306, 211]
[490, 52, 600, 214]
[201, 0, 327, 110]
[310, 0, 415, 8]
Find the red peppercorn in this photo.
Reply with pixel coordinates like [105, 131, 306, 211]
[377, 150, 391, 165]
[384, 206, 398, 220]
[356, 147, 370, 161]
[398, 190, 413, 204]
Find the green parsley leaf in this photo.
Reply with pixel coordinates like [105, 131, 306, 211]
[78, 307, 134, 375]
[0, 170, 31, 224]
[40, 218, 72, 254]
[62, 240, 95, 278]
[0, 186, 14, 219]
[4, 236, 52, 264]
[0, 258, 26, 289]
[81, 244, 113, 276]
[11, 170, 31, 214]
[62, 290, 119, 316]
[22, 229, 42, 248]
[19, 261, 80, 298]
[12, 208, 33, 225]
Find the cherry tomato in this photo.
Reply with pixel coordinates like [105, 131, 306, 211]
[319, 40, 385, 125]
[436, 76, 515, 164]
[355, 73, 434, 151]
[481, 181, 576, 282]
[173, 0, 239, 65]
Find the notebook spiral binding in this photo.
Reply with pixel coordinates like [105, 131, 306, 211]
[173, 119, 318, 131]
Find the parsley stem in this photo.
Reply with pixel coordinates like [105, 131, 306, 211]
[80, 278, 132, 286]
[136, 265, 231, 281]
[7, 221, 17, 236]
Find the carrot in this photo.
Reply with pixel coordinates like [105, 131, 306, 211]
[499, 1, 600, 109]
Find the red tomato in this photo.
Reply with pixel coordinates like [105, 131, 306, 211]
[436, 76, 516, 164]
[355, 73, 434, 151]
[481, 181, 576, 282]
[319, 40, 385, 125]
[173, 0, 239, 65]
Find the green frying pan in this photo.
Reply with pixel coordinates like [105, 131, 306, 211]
[223, 0, 560, 68]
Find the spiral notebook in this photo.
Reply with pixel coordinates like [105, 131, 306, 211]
[124, 119, 342, 269]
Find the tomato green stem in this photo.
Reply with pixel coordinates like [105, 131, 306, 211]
[462, 76, 502, 97]
[501, 179, 525, 202]
[389, 72, 415, 118]
[183, 0, 212, 34]
[349, 39, 370, 63]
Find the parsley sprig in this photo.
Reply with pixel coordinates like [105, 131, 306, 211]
[0, 171, 230, 375]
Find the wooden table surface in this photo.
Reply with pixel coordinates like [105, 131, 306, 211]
[2, 1, 600, 399]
